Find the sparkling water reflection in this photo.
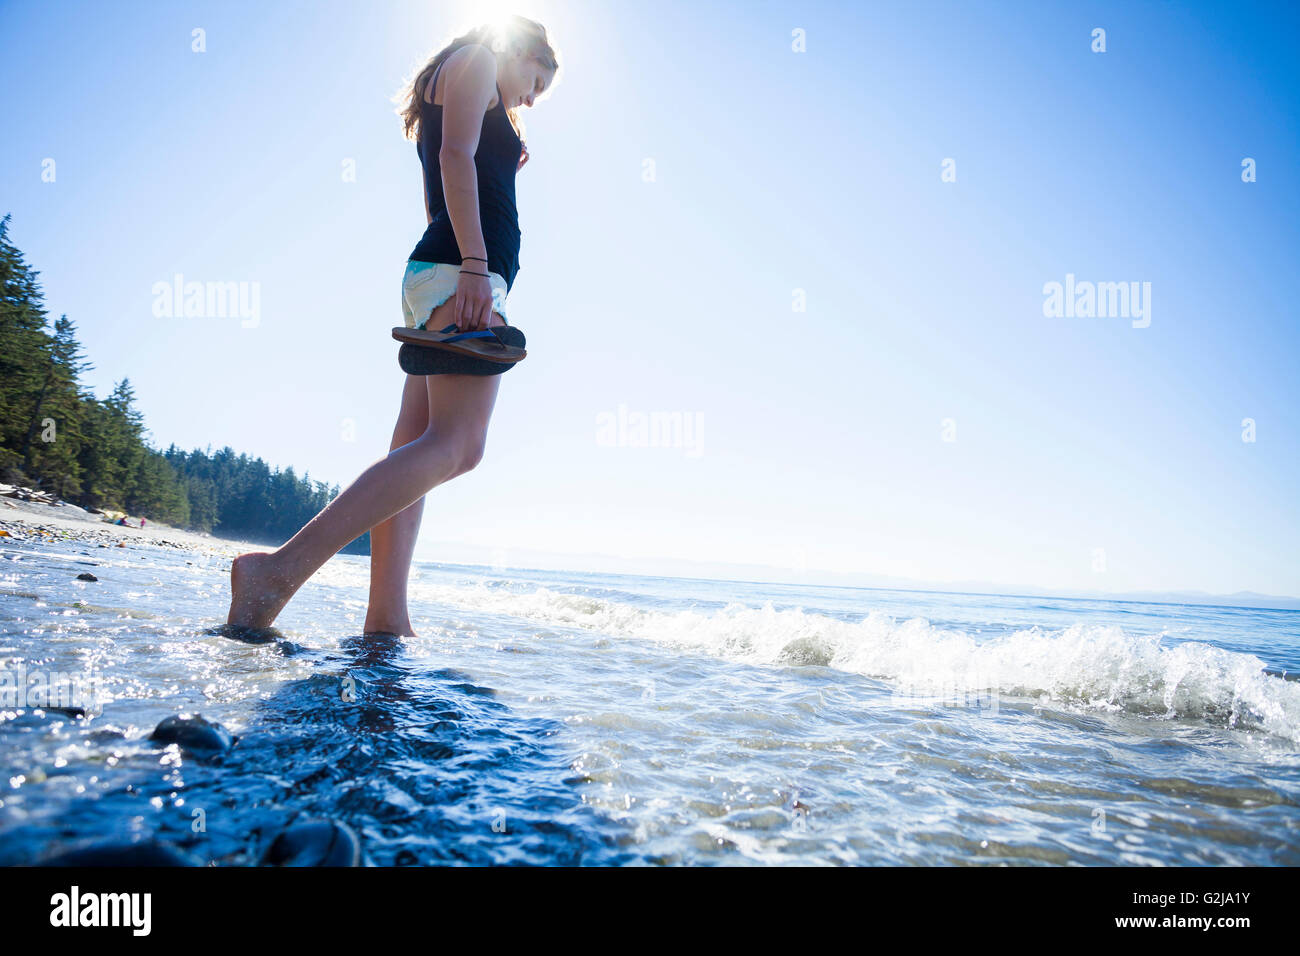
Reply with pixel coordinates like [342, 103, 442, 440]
[2, 538, 1297, 865]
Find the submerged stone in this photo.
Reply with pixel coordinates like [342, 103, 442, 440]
[262, 820, 365, 867]
[149, 714, 234, 754]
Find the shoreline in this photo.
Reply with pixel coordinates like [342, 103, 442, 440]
[0, 495, 270, 558]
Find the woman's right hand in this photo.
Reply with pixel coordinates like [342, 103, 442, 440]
[452, 268, 496, 331]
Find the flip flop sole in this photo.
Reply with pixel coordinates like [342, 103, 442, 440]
[392, 326, 526, 363]
[394, 325, 528, 377]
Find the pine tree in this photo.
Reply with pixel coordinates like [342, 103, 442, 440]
[0, 214, 50, 482]
[24, 315, 91, 497]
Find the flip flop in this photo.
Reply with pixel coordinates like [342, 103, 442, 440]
[392, 323, 527, 376]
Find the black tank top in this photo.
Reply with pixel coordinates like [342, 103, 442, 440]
[409, 53, 523, 292]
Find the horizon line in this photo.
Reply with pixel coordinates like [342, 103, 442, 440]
[401, 548, 1300, 612]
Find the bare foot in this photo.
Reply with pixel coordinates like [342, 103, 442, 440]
[227, 551, 297, 630]
[362, 614, 418, 638]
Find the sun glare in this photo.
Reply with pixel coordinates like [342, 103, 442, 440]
[449, 2, 532, 40]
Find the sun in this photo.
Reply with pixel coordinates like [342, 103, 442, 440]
[448, 2, 532, 40]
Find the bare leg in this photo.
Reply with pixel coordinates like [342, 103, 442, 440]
[363, 374, 429, 636]
[226, 307, 507, 631]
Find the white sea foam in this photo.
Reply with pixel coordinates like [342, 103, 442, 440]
[407, 580, 1300, 743]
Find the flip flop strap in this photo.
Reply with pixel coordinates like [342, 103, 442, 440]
[435, 323, 508, 343]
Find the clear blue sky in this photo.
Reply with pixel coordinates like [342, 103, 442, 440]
[2, 0, 1297, 597]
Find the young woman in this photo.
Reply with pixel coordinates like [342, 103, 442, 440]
[225, 17, 559, 635]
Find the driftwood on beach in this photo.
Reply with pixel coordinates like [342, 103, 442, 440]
[0, 483, 62, 505]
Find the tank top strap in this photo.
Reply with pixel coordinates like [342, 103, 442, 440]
[426, 59, 443, 106]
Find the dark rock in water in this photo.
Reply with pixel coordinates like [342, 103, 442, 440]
[42, 705, 87, 719]
[263, 820, 365, 867]
[150, 714, 234, 754]
[42, 839, 203, 867]
[76, 572, 98, 581]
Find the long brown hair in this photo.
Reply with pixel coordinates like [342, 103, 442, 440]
[397, 15, 559, 147]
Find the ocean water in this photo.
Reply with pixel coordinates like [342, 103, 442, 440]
[1, 534, 1298, 866]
